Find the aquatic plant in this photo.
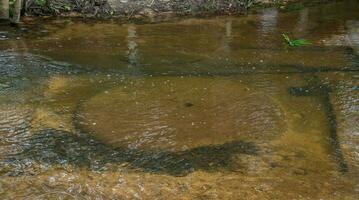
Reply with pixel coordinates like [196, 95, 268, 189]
[282, 34, 312, 47]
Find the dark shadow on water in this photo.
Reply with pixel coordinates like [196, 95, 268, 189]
[3, 129, 258, 177]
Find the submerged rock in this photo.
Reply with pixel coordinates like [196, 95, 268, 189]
[78, 77, 286, 151]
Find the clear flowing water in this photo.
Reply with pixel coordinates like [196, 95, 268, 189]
[0, 1, 359, 199]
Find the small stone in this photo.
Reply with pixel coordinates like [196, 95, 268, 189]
[184, 102, 194, 107]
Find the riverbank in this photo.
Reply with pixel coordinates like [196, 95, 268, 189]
[21, 0, 337, 20]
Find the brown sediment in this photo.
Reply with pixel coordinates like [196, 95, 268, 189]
[77, 77, 287, 151]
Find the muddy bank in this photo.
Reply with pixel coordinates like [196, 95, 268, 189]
[23, 0, 337, 19]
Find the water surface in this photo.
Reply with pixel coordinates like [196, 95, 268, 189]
[0, 0, 359, 199]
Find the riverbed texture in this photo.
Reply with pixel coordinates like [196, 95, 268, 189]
[0, 0, 359, 199]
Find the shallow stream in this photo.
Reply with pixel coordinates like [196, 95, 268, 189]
[0, 0, 359, 199]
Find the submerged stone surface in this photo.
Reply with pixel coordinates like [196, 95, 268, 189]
[78, 77, 286, 151]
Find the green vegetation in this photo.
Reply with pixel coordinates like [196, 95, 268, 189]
[63, 4, 72, 11]
[35, 0, 46, 6]
[282, 34, 312, 47]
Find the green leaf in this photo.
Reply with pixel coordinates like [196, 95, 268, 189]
[291, 39, 312, 46]
[282, 34, 312, 47]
